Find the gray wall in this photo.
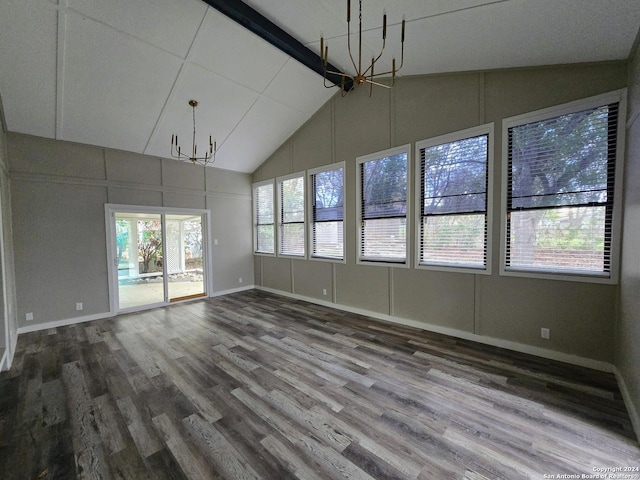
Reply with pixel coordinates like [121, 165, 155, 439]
[8, 133, 254, 329]
[253, 62, 628, 364]
[618, 42, 640, 434]
[0, 96, 18, 370]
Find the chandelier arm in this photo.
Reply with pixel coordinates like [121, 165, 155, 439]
[362, 54, 381, 78]
[192, 106, 197, 160]
[371, 61, 403, 77]
[325, 69, 351, 77]
[363, 37, 386, 77]
[396, 41, 405, 71]
[357, 0, 363, 75]
[369, 57, 374, 96]
[365, 78, 393, 88]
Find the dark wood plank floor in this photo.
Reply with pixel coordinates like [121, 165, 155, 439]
[1, 290, 638, 479]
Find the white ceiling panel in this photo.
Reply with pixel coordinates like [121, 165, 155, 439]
[190, 8, 290, 93]
[145, 62, 260, 160]
[62, 12, 182, 152]
[67, 0, 207, 58]
[216, 96, 308, 173]
[244, 0, 345, 44]
[316, 0, 504, 30]
[396, 0, 640, 77]
[263, 59, 336, 115]
[0, 0, 58, 138]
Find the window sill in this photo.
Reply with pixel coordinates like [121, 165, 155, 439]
[416, 263, 490, 275]
[500, 266, 616, 285]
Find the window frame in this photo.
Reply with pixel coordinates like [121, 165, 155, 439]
[276, 172, 306, 258]
[500, 89, 627, 284]
[356, 144, 411, 267]
[252, 179, 276, 256]
[414, 124, 494, 274]
[308, 162, 346, 263]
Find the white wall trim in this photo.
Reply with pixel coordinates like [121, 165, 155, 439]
[17, 311, 113, 335]
[255, 286, 615, 373]
[209, 285, 255, 297]
[14, 286, 256, 336]
[614, 367, 640, 442]
[7, 332, 17, 369]
[0, 348, 7, 371]
[10, 172, 251, 201]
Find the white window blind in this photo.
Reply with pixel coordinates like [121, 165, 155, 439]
[311, 166, 344, 260]
[359, 149, 408, 263]
[506, 102, 619, 275]
[254, 182, 274, 254]
[419, 133, 489, 268]
[279, 175, 305, 257]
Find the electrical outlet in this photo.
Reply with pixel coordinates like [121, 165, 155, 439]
[76, 303, 83, 311]
[239, 277, 243, 284]
[214, 239, 219, 245]
[26, 312, 33, 321]
[322, 288, 327, 296]
[541, 328, 550, 339]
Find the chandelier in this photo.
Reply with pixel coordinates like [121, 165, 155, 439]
[170, 100, 216, 166]
[320, 0, 405, 96]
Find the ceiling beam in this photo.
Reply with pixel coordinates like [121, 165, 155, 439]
[202, 0, 353, 92]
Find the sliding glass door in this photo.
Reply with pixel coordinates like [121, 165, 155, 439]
[166, 214, 205, 302]
[115, 213, 164, 310]
[108, 206, 209, 313]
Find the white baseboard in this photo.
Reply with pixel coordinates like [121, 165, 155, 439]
[255, 286, 615, 373]
[14, 286, 256, 336]
[614, 367, 640, 442]
[0, 348, 7, 372]
[210, 285, 255, 297]
[17, 311, 114, 335]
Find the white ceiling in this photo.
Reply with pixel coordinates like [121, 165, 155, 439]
[0, 0, 639, 173]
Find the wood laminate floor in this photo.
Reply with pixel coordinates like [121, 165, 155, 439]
[0, 290, 638, 479]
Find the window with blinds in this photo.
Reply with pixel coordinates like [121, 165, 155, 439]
[417, 127, 491, 270]
[253, 181, 275, 254]
[505, 99, 620, 276]
[278, 174, 305, 257]
[310, 164, 344, 260]
[357, 146, 409, 264]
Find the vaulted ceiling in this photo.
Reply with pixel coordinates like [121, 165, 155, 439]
[1, 0, 639, 173]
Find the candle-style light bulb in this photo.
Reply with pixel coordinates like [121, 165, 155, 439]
[401, 18, 405, 43]
[382, 12, 387, 39]
[347, 0, 350, 23]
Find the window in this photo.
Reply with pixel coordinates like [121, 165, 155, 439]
[357, 145, 410, 264]
[502, 90, 625, 282]
[416, 125, 492, 272]
[277, 173, 305, 257]
[253, 180, 275, 255]
[309, 163, 345, 261]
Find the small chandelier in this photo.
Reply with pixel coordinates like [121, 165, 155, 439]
[320, 0, 405, 96]
[170, 100, 216, 166]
